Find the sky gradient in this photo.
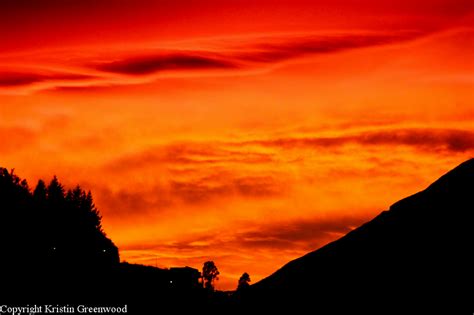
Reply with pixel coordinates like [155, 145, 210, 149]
[1, 0, 473, 289]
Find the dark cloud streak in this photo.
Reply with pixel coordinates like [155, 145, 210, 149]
[92, 31, 424, 76]
[234, 32, 421, 63]
[0, 71, 95, 87]
[94, 53, 239, 75]
[248, 128, 474, 153]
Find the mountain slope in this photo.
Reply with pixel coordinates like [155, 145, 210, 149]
[248, 159, 474, 311]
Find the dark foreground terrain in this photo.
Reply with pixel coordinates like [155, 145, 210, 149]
[1, 159, 473, 313]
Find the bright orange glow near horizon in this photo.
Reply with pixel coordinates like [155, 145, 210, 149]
[1, 0, 473, 289]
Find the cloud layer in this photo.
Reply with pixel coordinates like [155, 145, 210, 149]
[0, 30, 430, 92]
[94, 53, 238, 75]
[248, 128, 474, 153]
[86, 127, 474, 227]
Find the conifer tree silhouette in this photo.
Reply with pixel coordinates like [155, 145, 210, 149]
[0, 168, 119, 273]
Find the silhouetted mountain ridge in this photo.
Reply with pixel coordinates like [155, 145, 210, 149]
[249, 158, 474, 311]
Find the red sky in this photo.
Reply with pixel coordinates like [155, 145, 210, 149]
[1, 0, 473, 289]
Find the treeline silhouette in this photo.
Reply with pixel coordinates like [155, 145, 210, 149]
[0, 168, 119, 272]
[0, 167, 234, 310]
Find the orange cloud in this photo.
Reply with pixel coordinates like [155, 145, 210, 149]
[170, 174, 284, 204]
[122, 215, 366, 253]
[94, 173, 286, 220]
[0, 126, 37, 153]
[105, 142, 274, 171]
[118, 214, 371, 289]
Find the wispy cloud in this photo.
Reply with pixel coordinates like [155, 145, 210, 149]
[232, 31, 421, 63]
[246, 128, 474, 153]
[94, 126, 474, 220]
[104, 128, 474, 178]
[105, 142, 274, 172]
[0, 30, 431, 92]
[170, 174, 284, 204]
[122, 214, 368, 260]
[93, 31, 423, 76]
[234, 215, 366, 250]
[95, 173, 286, 219]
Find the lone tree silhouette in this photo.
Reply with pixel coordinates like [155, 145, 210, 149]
[237, 272, 251, 291]
[202, 261, 219, 291]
